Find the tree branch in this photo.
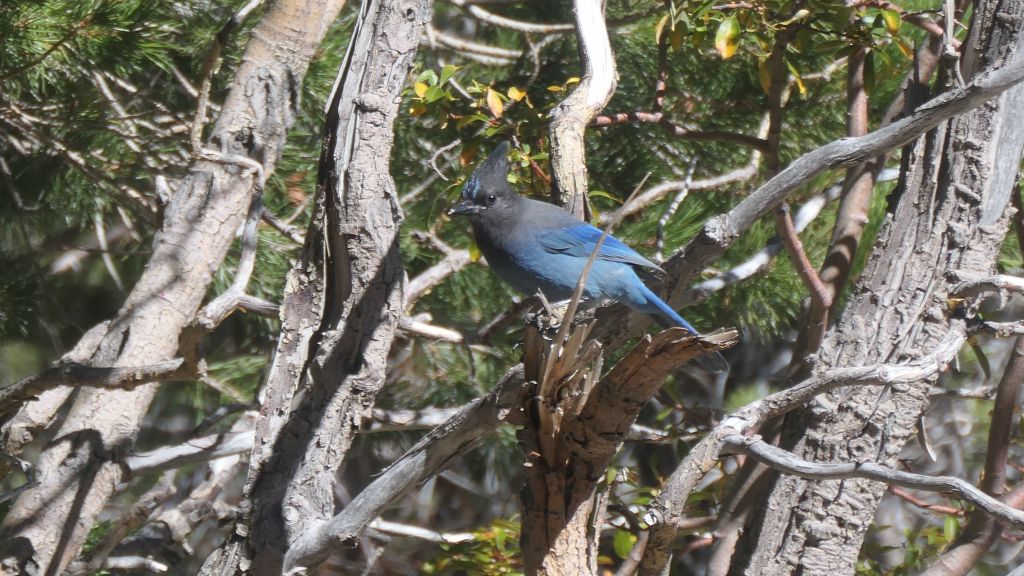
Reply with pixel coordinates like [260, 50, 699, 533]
[725, 433, 1024, 529]
[281, 366, 527, 572]
[593, 53, 1024, 348]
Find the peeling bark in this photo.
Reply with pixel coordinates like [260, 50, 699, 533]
[198, 0, 432, 574]
[0, 2, 344, 573]
[728, 1, 1024, 573]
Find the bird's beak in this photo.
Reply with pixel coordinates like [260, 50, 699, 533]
[448, 199, 480, 216]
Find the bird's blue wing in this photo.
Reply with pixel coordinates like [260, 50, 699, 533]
[536, 224, 663, 272]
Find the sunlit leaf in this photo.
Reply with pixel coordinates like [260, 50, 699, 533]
[880, 9, 901, 35]
[655, 13, 670, 44]
[413, 82, 428, 98]
[758, 60, 771, 94]
[715, 16, 740, 59]
[613, 530, 636, 560]
[469, 237, 481, 262]
[786, 60, 806, 95]
[588, 189, 622, 204]
[895, 37, 914, 59]
[486, 88, 503, 117]
[507, 86, 525, 101]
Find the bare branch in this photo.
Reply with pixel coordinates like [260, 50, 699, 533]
[725, 433, 1024, 529]
[126, 427, 256, 475]
[638, 331, 966, 574]
[367, 519, 474, 544]
[426, 25, 520, 64]
[594, 54, 1024, 348]
[601, 113, 769, 223]
[776, 203, 831, 309]
[446, 0, 574, 33]
[281, 366, 527, 572]
[405, 249, 473, 307]
[0, 359, 194, 418]
[684, 168, 899, 303]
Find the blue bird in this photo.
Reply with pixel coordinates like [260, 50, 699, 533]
[448, 142, 706, 338]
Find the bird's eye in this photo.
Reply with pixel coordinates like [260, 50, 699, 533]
[487, 193, 497, 204]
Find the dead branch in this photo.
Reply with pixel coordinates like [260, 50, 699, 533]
[281, 366, 527, 572]
[0, 359, 195, 419]
[725, 433, 1024, 529]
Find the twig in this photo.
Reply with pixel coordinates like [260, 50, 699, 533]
[429, 139, 461, 181]
[194, 194, 269, 330]
[427, 25, 521, 64]
[367, 519, 474, 544]
[601, 113, 769, 223]
[262, 208, 305, 244]
[405, 248, 473, 307]
[93, 213, 126, 293]
[683, 168, 899, 304]
[776, 203, 831, 309]
[888, 485, 964, 516]
[446, 0, 574, 33]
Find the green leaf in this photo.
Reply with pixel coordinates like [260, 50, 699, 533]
[416, 69, 438, 86]
[943, 515, 958, 542]
[439, 64, 459, 85]
[863, 50, 875, 95]
[613, 529, 636, 560]
[588, 190, 622, 204]
[469, 237, 481, 262]
[786, 60, 805, 95]
[757, 60, 771, 94]
[880, 9, 901, 35]
[715, 16, 740, 59]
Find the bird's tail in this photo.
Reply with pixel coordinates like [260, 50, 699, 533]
[637, 284, 728, 372]
[637, 284, 700, 334]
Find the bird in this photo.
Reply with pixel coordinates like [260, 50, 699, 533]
[448, 141, 708, 341]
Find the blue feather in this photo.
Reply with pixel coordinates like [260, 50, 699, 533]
[536, 224, 663, 273]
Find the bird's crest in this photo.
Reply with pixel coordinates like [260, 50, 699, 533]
[462, 142, 510, 203]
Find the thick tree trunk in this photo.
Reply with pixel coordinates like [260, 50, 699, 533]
[727, 1, 1024, 574]
[0, 1, 344, 574]
[198, 0, 431, 573]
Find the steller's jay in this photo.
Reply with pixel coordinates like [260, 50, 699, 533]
[448, 142, 705, 337]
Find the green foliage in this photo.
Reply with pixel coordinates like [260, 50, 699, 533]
[422, 518, 523, 575]
[857, 519, 962, 576]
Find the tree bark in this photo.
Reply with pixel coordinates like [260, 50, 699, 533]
[547, 0, 617, 220]
[727, 1, 1024, 573]
[198, 0, 431, 574]
[0, 1, 344, 573]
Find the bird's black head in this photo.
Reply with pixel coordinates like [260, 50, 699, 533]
[448, 142, 516, 218]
